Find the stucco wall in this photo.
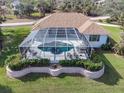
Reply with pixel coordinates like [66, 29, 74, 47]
[6, 66, 104, 79]
[84, 35, 108, 48]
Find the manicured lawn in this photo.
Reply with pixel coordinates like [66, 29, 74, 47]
[0, 26, 124, 93]
[103, 26, 122, 42]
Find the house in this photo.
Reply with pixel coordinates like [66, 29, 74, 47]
[19, 13, 108, 63]
[32, 13, 108, 48]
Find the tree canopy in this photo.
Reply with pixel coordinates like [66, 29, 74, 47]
[58, 0, 104, 16]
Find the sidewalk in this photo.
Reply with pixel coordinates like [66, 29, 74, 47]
[0, 21, 36, 27]
[90, 16, 110, 20]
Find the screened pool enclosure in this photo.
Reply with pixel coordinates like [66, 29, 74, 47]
[19, 27, 92, 63]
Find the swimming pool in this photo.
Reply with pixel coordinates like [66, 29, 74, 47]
[38, 41, 74, 54]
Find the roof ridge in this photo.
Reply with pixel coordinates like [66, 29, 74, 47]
[32, 15, 52, 30]
[78, 20, 93, 33]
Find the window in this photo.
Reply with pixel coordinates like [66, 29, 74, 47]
[89, 35, 100, 41]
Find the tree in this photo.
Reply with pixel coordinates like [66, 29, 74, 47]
[23, 4, 34, 16]
[0, 1, 7, 20]
[13, 3, 34, 18]
[37, 4, 45, 17]
[113, 33, 124, 55]
[0, 16, 4, 53]
[58, 0, 103, 16]
[118, 13, 124, 31]
[37, 0, 55, 16]
[104, 0, 124, 23]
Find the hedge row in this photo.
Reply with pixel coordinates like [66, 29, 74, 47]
[59, 52, 103, 71]
[8, 53, 103, 71]
[9, 59, 50, 71]
[59, 59, 103, 71]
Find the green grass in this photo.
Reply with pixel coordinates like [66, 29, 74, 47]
[103, 26, 122, 42]
[0, 26, 31, 66]
[31, 12, 41, 17]
[6, 15, 17, 19]
[0, 26, 124, 93]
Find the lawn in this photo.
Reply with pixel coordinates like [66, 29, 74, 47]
[0, 26, 124, 93]
[103, 26, 122, 42]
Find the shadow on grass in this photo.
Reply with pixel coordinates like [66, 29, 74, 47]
[95, 51, 123, 85]
[0, 84, 12, 93]
[58, 73, 84, 78]
[19, 73, 84, 82]
[19, 73, 50, 82]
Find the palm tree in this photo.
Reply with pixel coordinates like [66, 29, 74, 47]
[118, 13, 124, 32]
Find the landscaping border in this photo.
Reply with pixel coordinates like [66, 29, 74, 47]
[6, 66, 104, 79]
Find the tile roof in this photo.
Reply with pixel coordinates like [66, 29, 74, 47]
[32, 13, 108, 35]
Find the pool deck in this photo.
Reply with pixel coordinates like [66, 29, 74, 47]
[26, 40, 88, 62]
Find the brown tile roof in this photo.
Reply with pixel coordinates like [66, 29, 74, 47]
[32, 13, 108, 35]
[81, 23, 108, 35]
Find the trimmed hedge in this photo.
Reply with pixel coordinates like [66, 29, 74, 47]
[59, 59, 79, 67]
[9, 59, 50, 71]
[91, 52, 102, 63]
[59, 59, 103, 71]
[59, 53, 103, 71]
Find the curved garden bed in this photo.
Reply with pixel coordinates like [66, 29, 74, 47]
[6, 65, 104, 79]
[6, 52, 104, 79]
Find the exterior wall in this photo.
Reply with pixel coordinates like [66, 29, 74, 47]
[84, 35, 108, 48]
[6, 66, 104, 79]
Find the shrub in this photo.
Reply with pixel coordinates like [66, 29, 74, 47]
[86, 62, 103, 71]
[106, 18, 112, 23]
[113, 33, 124, 56]
[83, 60, 92, 69]
[8, 58, 50, 71]
[113, 43, 124, 55]
[101, 43, 112, 51]
[5, 55, 17, 65]
[59, 59, 103, 71]
[91, 52, 102, 63]
[98, 19, 103, 22]
[59, 59, 82, 67]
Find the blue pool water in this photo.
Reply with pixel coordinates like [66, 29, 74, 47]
[39, 47, 73, 54]
[38, 41, 74, 54]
